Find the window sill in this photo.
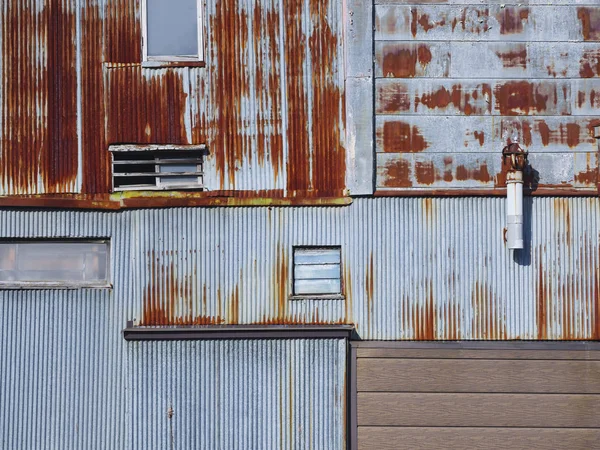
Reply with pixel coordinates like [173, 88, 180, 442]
[141, 60, 206, 68]
[0, 282, 113, 290]
[288, 294, 345, 301]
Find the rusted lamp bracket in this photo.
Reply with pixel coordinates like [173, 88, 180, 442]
[502, 142, 528, 171]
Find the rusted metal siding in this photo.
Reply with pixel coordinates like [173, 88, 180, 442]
[0, 0, 346, 197]
[123, 197, 598, 340]
[0, 198, 599, 339]
[375, 3, 600, 193]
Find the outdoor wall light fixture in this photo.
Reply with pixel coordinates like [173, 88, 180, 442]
[502, 143, 528, 250]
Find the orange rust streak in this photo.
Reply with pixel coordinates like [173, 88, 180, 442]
[382, 159, 413, 188]
[365, 252, 374, 329]
[81, 4, 110, 193]
[309, 1, 346, 195]
[381, 44, 432, 78]
[107, 68, 189, 145]
[498, 6, 529, 35]
[496, 45, 528, 69]
[284, 0, 311, 193]
[415, 161, 437, 185]
[538, 259, 547, 340]
[383, 121, 428, 153]
[578, 7, 600, 42]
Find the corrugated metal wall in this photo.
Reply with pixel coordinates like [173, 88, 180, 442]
[375, 2, 600, 192]
[1, 197, 598, 339]
[0, 0, 346, 197]
[1, 198, 599, 445]
[129, 340, 347, 450]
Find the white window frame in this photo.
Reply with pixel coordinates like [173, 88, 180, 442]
[290, 246, 344, 300]
[141, 0, 205, 65]
[0, 239, 111, 289]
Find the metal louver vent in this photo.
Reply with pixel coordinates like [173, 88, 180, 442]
[109, 144, 207, 191]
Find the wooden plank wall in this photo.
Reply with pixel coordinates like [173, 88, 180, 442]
[356, 345, 600, 450]
[374, 1, 600, 193]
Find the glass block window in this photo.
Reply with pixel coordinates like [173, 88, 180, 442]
[293, 247, 342, 296]
[0, 241, 110, 288]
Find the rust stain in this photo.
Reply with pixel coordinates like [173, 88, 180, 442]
[578, 91, 586, 108]
[228, 285, 240, 324]
[382, 159, 413, 188]
[141, 251, 224, 326]
[579, 48, 600, 78]
[566, 123, 581, 148]
[470, 281, 503, 339]
[414, 280, 435, 340]
[423, 197, 433, 223]
[474, 131, 485, 146]
[2, 1, 82, 193]
[498, 6, 530, 35]
[456, 163, 491, 183]
[535, 120, 590, 148]
[81, 4, 110, 193]
[443, 156, 453, 182]
[538, 258, 547, 340]
[415, 84, 491, 115]
[105, 0, 142, 63]
[415, 161, 437, 185]
[575, 154, 598, 185]
[495, 81, 551, 115]
[365, 252, 374, 330]
[578, 7, 600, 41]
[107, 68, 190, 145]
[344, 262, 353, 325]
[309, 0, 346, 195]
[411, 10, 446, 37]
[538, 120, 551, 146]
[594, 267, 600, 339]
[383, 121, 428, 152]
[381, 44, 433, 78]
[495, 44, 527, 68]
[377, 83, 410, 114]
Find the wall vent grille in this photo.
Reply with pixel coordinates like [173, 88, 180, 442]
[109, 144, 207, 191]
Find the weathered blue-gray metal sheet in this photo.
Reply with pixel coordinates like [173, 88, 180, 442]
[129, 339, 347, 450]
[1, 197, 600, 445]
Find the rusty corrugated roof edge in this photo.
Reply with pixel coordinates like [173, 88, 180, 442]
[0, 194, 353, 210]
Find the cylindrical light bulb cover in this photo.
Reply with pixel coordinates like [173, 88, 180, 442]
[506, 171, 524, 249]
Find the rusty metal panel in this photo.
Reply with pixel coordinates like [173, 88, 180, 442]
[130, 339, 347, 449]
[0, 0, 347, 198]
[374, 3, 600, 193]
[374, 5, 598, 42]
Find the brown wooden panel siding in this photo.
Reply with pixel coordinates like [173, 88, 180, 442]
[358, 427, 600, 450]
[358, 392, 600, 428]
[357, 358, 600, 393]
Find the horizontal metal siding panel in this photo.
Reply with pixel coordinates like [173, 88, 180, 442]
[129, 339, 347, 450]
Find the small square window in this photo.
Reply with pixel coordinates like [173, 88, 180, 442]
[0, 240, 110, 289]
[293, 247, 342, 297]
[142, 0, 204, 66]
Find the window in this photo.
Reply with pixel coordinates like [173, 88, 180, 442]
[142, 0, 204, 65]
[0, 240, 110, 288]
[292, 247, 342, 297]
[109, 144, 206, 191]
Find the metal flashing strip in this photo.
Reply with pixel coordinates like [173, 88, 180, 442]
[350, 340, 600, 351]
[123, 323, 356, 341]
